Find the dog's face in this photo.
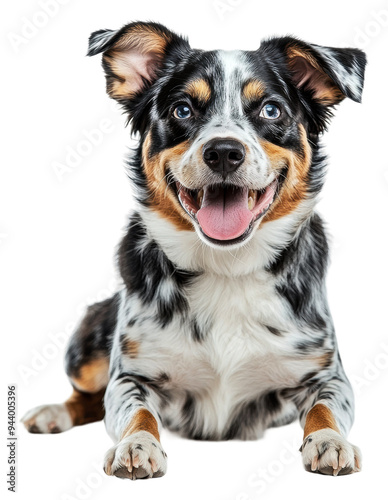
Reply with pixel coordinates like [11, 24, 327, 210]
[89, 23, 365, 249]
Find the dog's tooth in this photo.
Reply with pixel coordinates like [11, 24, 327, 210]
[248, 189, 257, 204]
[248, 190, 257, 210]
[197, 189, 204, 207]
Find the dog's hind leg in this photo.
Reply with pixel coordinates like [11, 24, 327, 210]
[21, 293, 120, 434]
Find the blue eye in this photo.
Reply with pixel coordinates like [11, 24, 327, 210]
[260, 103, 281, 120]
[173, 104, 192, 119]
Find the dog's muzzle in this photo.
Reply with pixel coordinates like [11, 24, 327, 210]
[202, 138, 245, 180]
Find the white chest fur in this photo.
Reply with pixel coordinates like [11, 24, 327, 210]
[180, 270, 312, 392]
[116, 209, 323, 436]
[119, 269, 321, 435]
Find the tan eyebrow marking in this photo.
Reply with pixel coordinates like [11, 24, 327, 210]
[185, 79, 212, 103]
[242, 80, 266, 101]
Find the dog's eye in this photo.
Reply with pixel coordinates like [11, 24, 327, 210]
[260, 104, 281, 120]
[173, 105, 192, 120]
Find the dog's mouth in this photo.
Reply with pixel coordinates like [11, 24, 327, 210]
[176, 179, 280, 245]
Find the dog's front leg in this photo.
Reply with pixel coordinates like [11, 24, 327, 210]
[297, 370, 362, 476]
[102, 373, 167, 480]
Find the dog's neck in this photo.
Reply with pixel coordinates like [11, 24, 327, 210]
[139, 197, 316, 277]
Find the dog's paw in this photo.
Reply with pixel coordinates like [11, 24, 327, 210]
[21, 404, 73, 434]
[301, 428, 362, 476]
[104, 430, 167, 480]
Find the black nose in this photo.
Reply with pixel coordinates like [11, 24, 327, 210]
[202, 138, 245, 178]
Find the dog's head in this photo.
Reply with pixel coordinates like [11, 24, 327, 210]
[88, 22, 366, 249]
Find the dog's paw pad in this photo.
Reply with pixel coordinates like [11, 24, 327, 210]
[21, 404, 72, 434]
[301, 428, 361, 476]
[103, 430, 167, 480]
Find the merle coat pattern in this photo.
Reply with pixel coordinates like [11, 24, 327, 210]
[22, 22, 366, 479]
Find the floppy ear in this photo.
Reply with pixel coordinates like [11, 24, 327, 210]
[281, 38, 367, 106]
[261, 37, 366, 107]
[260, 37, 366, 134]
[87, 22, 189, 101]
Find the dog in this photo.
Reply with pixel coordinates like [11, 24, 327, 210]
[22, 22, 366, 479]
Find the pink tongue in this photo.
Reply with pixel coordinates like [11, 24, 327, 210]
[197, 186, 253, 240]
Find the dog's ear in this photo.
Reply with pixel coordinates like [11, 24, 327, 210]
[261, 37, 366, 106]
[87, 22, 189, 101]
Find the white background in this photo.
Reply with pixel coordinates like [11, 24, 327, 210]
[1, 0, 388, 499]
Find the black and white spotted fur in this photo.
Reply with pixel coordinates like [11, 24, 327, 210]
[22, 22, 366, 479]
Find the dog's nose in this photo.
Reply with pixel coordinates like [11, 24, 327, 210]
[202, 138, 245, 178]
